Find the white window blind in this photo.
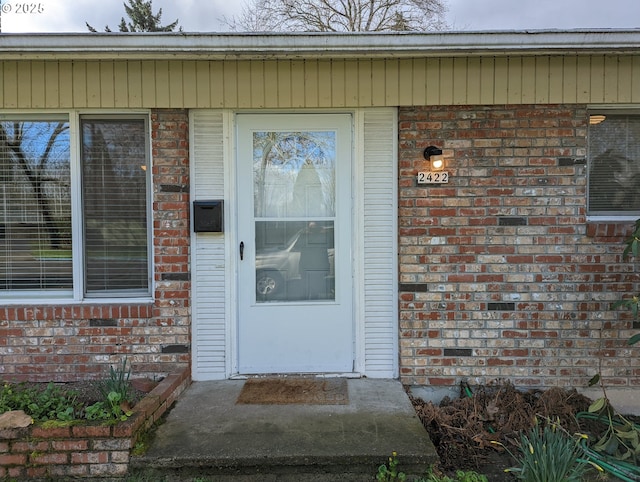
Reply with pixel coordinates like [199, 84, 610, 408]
[81, 117, 150, 296]
[588, 113, 640, 216]
[0, 118, 72, 291]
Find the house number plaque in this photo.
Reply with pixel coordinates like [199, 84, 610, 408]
[417, 171, 449, 184]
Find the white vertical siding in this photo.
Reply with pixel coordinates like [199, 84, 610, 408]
[361, 108, 398, 377]
[190, 110, 227, 380]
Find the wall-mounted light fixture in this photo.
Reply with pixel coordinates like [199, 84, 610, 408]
[589, 114, 606, 125]
[424, 146, 444, 171]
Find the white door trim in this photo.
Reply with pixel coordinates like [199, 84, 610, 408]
[190, 108, 397, 380]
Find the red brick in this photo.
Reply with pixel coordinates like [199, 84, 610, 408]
[51, 440, 89, 451]
[530, 331, 559, 338]
[487, 358, 515, 366]
[503, 331, 528, 338]
[30, 452, 69, 465]
[25, 466, 48, 478]
[72, 425, 112, 438]
[30, 426, 71, 439]
[70, 451, 109, 464]
[416, 349, 443, 356]
[428, 378, 456, 386]
[0, 453, 27, 465]
[503, 349, 529, 357]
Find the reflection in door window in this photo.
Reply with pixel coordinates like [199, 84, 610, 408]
[252, 131, 336, 218]
[255, 221, 334, 302]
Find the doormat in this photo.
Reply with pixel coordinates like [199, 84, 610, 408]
[236, 377, 349, 405]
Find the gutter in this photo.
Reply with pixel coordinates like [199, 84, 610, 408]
[0, 30, 639, 60]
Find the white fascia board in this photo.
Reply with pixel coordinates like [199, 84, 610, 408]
[0, 30, 639, 60]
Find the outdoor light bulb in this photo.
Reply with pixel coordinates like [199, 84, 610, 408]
[431, 156, 444, 171]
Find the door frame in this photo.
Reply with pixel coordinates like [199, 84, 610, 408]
[234, 112, 355, 374]
[227, 109, 361, 377]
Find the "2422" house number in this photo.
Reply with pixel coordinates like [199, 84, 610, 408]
[417, 171, 449, 184]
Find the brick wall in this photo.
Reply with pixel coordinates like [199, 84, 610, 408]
[0, 368, 190, 479]
[0, 109, 191, 382]
[398, 104, 640, 389]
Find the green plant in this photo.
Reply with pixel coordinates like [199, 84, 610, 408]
[584, 397, 640, 464]
[84, 400, 110, 420]
[417, 466, 488, 482]
[500, 419, 596, 482]
[0, 378, 135, 423]
[612, 217, 640, 346]
[377, 452, 406, 481]
[85, 391, 133, 421]
[97, 357, 133, 403]
[0, 381, 81, 422]
[451, 471, 487, 482]
[84, 358, 135, 421]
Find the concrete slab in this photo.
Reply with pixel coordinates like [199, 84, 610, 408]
[132, 378, 438, 481]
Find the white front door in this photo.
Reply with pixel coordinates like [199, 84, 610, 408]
[236, 114, 354, 374]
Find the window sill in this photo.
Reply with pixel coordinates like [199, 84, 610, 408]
[0, 302, 154, 321]
[0, 297, 154, 306]
[586, 221, 635, 240]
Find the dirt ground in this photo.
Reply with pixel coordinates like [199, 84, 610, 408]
[408, 381, 610, 481]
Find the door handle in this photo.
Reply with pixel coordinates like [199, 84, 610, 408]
[240, 241, 244, 261]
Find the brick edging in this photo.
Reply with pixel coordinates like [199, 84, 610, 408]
[0, 367, 191, 479]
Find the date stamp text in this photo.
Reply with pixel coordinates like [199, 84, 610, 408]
[1, 3, 45, 14]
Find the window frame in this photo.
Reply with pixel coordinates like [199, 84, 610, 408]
[0, 110, 153, 304]
[587, 107, 640, 221]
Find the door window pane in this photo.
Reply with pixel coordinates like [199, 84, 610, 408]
[255, 220, 334, 301]
[252, 130, 337, 303]
[0, 119, 72, 290]
[81, 118, 149, 295]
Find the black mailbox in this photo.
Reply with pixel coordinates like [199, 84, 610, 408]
[193, 200, 224, 232]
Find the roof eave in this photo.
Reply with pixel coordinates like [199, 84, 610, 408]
[0, 30, 639, 60]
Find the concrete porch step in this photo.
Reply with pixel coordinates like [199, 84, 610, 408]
[130, 456, 432, 481]
[130, 378, 438, 481]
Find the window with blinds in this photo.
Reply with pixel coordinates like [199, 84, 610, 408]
[0, 118, 72, 292]
[81, 117, 150, 296]
[0, 113, 151, 300]
[588, 113, 640, 217]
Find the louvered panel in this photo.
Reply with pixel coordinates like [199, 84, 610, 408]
[362, 108, 397, 377]
[190, 110, 227, 380]
[192, 236, 226, 379]
[193, 112, 224, 199]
